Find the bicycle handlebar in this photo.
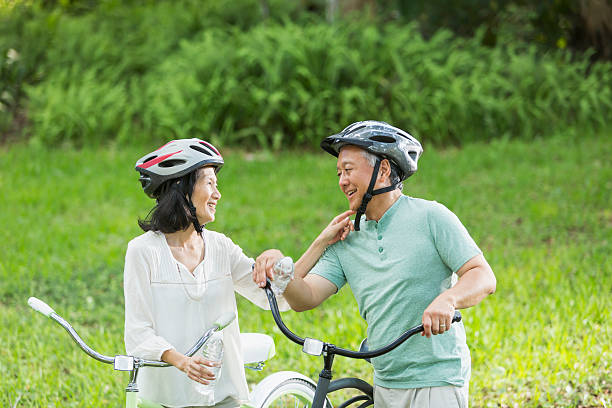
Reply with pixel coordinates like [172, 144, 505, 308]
[28, 297, 56, 317]
[264, 281, 462, 359]
[28, 297, 234, 368]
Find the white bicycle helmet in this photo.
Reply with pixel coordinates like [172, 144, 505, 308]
[135, 138, 224, 199]
[321, 121, 423, 230]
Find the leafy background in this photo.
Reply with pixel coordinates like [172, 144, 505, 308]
[1, 0, 611, 147]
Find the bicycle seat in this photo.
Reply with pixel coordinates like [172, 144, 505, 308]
[359, 338, 371, 364]
[241, 333, 275, 365]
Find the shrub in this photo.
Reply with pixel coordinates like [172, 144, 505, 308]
[3, 3, 612, 148]
[112, 22, 612, 147]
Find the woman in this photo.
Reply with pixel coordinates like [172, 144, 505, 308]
[124, 138, 288, 407]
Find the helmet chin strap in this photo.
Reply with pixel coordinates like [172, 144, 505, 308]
[185, 197, 203, 235]
[353, 159, 398, 231]
[173, 181, 204, 235]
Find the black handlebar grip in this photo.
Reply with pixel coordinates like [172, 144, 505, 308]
[452, 311, 462, 323]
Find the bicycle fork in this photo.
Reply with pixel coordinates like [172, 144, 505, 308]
[125, 367, 140, 408]
[312, 352, 335, 408]
[311, 346, 374, 408]
[123, 364, 166, 408]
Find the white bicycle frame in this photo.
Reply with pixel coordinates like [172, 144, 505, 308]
[28, 297, 317, 408]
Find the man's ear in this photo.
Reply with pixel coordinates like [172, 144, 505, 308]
[378, 158, 392, 183]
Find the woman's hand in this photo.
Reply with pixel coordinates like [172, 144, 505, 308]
[162, 349, 219, 385]
[252, 211, 354, 289]
[253, 249, 284, 288]
[318, 210, 355, 246]
[178, 354, 220, 385]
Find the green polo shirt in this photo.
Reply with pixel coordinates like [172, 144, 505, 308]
[310, 195, 481, 389]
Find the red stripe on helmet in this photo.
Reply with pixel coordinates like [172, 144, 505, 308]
[154, 140, 175, 151]
[137, 150, 182, 169]
[199, 141, 222, 157]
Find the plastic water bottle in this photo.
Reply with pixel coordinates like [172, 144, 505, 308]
[270, 256, 294, 296]
[196, 332, 223, 397]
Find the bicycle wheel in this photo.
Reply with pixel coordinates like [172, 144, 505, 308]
[259, 377, 322, 408]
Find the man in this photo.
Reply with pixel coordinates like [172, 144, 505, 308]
[254, 121, 496, 408]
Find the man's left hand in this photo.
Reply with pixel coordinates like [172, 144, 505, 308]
[421, 295, 456, 338]
[253, 249, 284, 288]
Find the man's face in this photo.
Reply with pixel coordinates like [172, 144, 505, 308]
[337, 145, 374, 211]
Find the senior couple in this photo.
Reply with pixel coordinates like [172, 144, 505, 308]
[123, 121, 496, 408]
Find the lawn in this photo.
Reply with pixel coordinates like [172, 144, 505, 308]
[0, 130, 610, 407]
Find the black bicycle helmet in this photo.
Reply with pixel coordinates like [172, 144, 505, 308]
[321, 120, 422, 181]
[321, 121, 423, 230]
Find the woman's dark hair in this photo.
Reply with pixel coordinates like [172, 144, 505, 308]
[138, 170, 199, 233]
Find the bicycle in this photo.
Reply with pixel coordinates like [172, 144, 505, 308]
[261, 280, 463, 408]
[27, 297, 320, 408]
[28, 281, 461, 408]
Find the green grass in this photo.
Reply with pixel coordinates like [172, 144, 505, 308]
[1, 130, 611, 407]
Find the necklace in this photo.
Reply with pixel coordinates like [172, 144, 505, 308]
[175, 263, 206, 302]
[167, 232, 206, 302]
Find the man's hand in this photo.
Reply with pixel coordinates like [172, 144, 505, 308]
[421, 254, 496, 338]
[253, 249, 284, 288]
[421, 294, 456, 338]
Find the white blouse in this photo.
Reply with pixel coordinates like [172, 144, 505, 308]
[123, 229, 288, 407]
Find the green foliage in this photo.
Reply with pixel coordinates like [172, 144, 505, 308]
[1, 2, 611, 148]
[0, 0, 301, 141]
[0, 130, 610, 406]
[384, 0, 611, 58]
[397, 0, 576, 43]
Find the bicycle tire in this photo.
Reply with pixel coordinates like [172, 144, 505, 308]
[328, 378, 373, 398]
[259, 377, 329, 408]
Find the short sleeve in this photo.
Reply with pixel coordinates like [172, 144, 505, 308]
[309, 244, 346, 291]
[428, 202, 482, 274]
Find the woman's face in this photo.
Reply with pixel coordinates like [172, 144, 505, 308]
[191, 166, 221, 225]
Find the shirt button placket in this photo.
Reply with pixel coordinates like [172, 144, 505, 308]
[376, 225, 387, 260]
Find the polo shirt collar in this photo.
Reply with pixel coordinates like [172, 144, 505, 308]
[361, 195, 405, 232]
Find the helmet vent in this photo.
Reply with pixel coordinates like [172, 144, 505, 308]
[395, 131, 412, 140]
[346, 124, 366, 135]
[190, 145, 213, 156]
[370, 135, 396, 143]
[142, 155, 158, 163]
[158, 159, 186, 168]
